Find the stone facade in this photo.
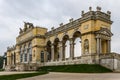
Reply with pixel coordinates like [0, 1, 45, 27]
[5, 7, 118, 71]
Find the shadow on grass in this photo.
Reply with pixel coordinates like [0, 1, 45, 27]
[39, 64, 113, 73]
[0, 71, 48, 80]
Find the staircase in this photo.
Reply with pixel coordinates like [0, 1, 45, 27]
[99, 52, 120, 72]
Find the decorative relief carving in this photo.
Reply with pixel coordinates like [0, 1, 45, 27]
[84, 25, 89, 30]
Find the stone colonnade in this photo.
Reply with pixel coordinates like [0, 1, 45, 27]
[48, 38, 80, 62]
[96, 37, 111, 54]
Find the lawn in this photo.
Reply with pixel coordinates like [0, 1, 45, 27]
[39, 64, 112, 73]
[0, 71, 48, 80]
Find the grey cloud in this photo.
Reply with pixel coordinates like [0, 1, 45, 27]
[0, 0, 120, 55]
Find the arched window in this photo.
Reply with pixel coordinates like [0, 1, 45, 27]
[28, 42, 32, 62]
[20, 46, 23, 62]
[62, 35, 70, 60]
[46, 41, 51, 61]
[84, 39, 89, 54]
[24, 44, 27, 62]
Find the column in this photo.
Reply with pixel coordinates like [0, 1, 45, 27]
[51, 43, 54, 61]
[27, 49, 30, 63]
[99, 39, 102, 53]
[58, 41, 63, 61]
[107, 40, 111, 53]
[97, 38, 100, 54]
[62, 44, 65, 60]
[11, 54, 14, 65]
[70, 38, 74, 60]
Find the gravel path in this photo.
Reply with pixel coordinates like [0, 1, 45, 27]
[18, 72, 120, 80]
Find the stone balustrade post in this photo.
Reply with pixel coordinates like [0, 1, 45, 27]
[58, 41, 63, 61]
[69, 38, 74, 60]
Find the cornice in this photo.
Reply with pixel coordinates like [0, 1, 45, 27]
[16, 35, 45, 45]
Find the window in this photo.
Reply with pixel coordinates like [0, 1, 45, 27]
[41, 51, 44, 62]
[24, 44, 27, 62]
[28, 42, 32, 62]
[24, 53, 27, 62]
[20, 46, 23, 62]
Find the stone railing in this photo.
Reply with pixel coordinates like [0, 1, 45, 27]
[46, 19, 80, 36]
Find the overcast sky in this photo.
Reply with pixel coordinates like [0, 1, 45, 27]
[0, 0, 120, 55]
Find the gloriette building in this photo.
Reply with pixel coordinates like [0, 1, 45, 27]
[5, 7, 120, 71]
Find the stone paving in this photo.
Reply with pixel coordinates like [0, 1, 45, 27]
[18, 72, 120, 80]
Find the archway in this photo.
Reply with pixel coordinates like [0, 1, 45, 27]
[73, 31, 81, 58]
[54, 38, 59, 61]
[63, 35, 70, 60]
[46, 41, 52, 61]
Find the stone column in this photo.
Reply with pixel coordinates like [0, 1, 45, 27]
[107, 40, 111, 53]
[97, 38, 100, 54]
[12, 54, 14, 65]
[99, 38, 102, 53]
[51, 44, 54, 61]
[70, 38, 74, 60]
[3, 59, 5, 69]
[27, 49, 30, 63]
[62, 44, 65, 60]
[58, 41, 63, 61]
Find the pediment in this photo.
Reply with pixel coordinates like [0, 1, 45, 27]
[96, 28, 113, 37]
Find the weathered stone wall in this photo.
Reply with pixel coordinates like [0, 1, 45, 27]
[99, 53, 120, 72]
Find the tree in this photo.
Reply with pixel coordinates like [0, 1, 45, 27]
[0, 56, 3, 69]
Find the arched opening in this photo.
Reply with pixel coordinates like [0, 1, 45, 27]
[46, 41, 52, 61]
[54, 38, 59, 61]
[73, 31, 81, 58]
[20, 46, 23, 62]
[65, 40, 70, 59]
[63, 35, 70, 60]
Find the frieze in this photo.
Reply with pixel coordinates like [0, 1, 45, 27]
[16, 35, 45, 45]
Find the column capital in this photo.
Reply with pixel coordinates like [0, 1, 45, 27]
[58, 41, 63, 47]
[69, 38, 74, 45]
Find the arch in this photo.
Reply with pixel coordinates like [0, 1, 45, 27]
[62, 35, 70, 59]
[73, 31, 82, 57]
[46, 40, 52, 61]
[73, 31, 81, 39]
[54, 38, 60, 61]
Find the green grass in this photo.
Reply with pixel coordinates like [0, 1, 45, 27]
[0, 71, 48, 80]
[39, 64, 112, 73]
[0, 69, 5, 71]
